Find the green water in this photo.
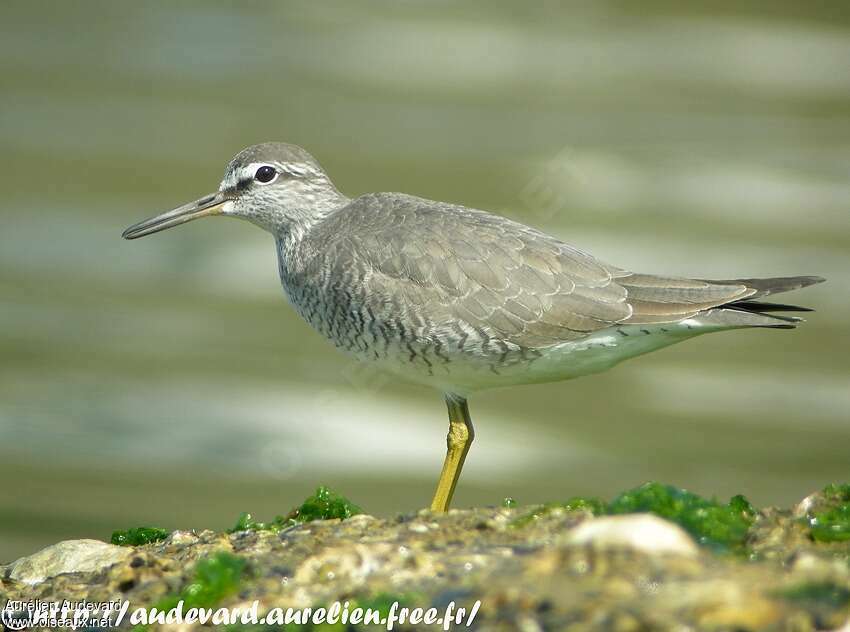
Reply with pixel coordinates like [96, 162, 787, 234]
[0, 1, 848, 561]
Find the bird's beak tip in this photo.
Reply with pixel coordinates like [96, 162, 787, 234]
[121, 192, 226, 241]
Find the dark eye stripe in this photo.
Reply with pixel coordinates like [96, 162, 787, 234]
[236, 178, 252, 192]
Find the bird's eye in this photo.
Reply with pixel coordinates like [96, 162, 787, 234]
[254, 165, 277, 184]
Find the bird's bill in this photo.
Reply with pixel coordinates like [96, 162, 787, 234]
[122, 192, 229, 240]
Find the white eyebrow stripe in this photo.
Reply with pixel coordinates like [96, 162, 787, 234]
[241, 161, 318, 180]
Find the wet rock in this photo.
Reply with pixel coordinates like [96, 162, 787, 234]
[563, 513, 699, 556]
[166, 530, 199, 546]
[4, 539, 132, 585]
[2, 493, 850, 630]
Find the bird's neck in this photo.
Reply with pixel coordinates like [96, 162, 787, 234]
[277, 193, 347, 241]
[274, 191, 348, 272]
[279, 173, 349, 231]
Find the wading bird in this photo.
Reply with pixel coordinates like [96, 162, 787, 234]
[123, 143, 823, 512]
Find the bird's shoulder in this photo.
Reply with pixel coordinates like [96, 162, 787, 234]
[320, 192, 498, 236]
[316, 191, 617, 283]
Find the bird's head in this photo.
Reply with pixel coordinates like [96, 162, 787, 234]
[122, 142, 346, 240]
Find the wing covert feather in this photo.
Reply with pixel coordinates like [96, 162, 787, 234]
[309, 194, 753, 349]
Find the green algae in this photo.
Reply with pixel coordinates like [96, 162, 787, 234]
[293, 485, 362, 523]
[807, 483, 850, 543]
[228, 511, 291, 534]
[510, 482, 755, 554]
[132, 552, 249, 631]
[228, 486, 362, 534]
[822, 483, 850, 501]
[110, 526, 169, 546]
[156, 552, 248, 611]
[607, 483, 756, 554]
[810, 505, 850, 542]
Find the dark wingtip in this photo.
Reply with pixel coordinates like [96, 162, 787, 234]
[704, 275, 826, 297]
[740, 275, 826, 299]
[799, 275, 826, 287]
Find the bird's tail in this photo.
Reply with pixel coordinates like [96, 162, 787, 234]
[707, 275, 825, 299]
[702, 275, 825, 329]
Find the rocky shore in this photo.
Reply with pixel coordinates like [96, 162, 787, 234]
[2, 484, 849, 631]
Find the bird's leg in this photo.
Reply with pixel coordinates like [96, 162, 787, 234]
[430, 394, 475, 513]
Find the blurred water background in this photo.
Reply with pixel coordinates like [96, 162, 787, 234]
[0, 1, 848, 561]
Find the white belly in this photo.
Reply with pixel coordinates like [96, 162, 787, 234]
[372, 319, 715, 395]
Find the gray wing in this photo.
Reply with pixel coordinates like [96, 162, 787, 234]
[314, 193, 753, 349]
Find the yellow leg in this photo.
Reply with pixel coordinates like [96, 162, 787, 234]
[430, 394, 475, 513]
